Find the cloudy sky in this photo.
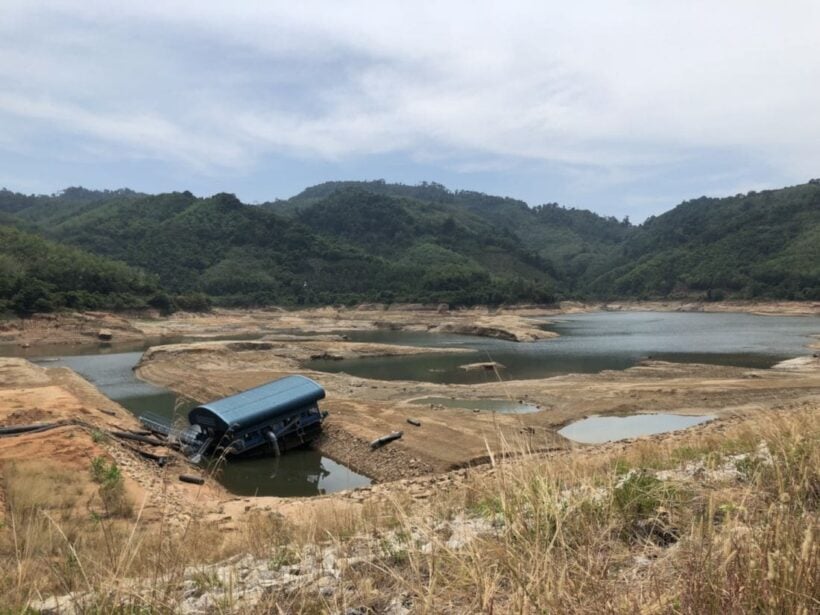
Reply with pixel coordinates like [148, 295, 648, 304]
[2, 1, 819, 220]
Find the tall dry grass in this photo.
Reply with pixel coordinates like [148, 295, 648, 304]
[0, 406, 816, 613]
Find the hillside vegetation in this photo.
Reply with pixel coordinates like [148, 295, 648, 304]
[0, 225, 160, 315]
[1, 178, 819, 311]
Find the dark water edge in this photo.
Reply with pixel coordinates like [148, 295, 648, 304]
[410, 397, 541, 414]
[310, 312, 819, 384]
[23, 347, 370, 497]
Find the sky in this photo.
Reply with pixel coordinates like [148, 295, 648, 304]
[1, 1, 819, 221]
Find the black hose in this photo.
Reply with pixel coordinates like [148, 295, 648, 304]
[0, 422, 63, 436]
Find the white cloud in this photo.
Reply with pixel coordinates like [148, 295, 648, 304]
[1, 0, 819, 208]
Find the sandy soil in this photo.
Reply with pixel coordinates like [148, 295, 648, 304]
[1, 300, 817, 351]
[135, 337, 820, 483]
[0, 311, 146, 348]
[1, 303, 818, 528]
[0, 358, 224, 526]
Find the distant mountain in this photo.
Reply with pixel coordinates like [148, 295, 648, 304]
[1, 188, 556, 307]
[590, 181, 820, 300]
[268, 180, 631, 292]
[1, 178, 818, 312]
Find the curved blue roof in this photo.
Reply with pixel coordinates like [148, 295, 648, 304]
[189, 375, 325, 432]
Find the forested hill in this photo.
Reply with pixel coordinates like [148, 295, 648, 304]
[0, 188, 558, 308]
[1, 178, 818, 313]
[590, 180, 820, 300]
[0, 225, 160, 314]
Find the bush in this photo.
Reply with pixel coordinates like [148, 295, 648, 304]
[89, 457, 130, 517]
[173, 292, 212, 312]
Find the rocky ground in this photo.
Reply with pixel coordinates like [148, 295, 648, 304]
[134, 336, 820, 484]
[0, 303, 818, 612]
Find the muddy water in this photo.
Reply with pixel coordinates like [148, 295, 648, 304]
[559, 413, 715, 443]
[29, 347, 370, 497]
[310, 312, 820, 383]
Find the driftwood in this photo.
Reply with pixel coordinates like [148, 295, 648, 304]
[179, 474, 205, 485]
[109, 431, 166, 446]
[406, 418, 421, 427]
[370, 431, 403, 449]
[122, 443, 170, 466]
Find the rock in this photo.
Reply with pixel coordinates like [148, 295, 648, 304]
[97, 328, 113, 341]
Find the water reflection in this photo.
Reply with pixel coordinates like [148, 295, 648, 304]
[209, 450, 369, 497]
[311, 312, 819, 383]
[559, 413, 715, 443]
[29, 350, 370, 497]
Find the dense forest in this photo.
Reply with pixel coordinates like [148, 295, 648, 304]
[0, 178, 818, 314]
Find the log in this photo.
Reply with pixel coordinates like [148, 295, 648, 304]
[370, 431, 403, 449]
[109, 431, 166, 446]
[179, 474, 205, 485]
[0, 422, 62, 436]
[122, 444, 170, 466]
[406, 418, 421, 427]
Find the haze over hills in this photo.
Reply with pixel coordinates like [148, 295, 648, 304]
[0, 178, 818, 314]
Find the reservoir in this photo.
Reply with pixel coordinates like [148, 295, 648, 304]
[309, 312, 820, 383]
[19, 345, 371, 497]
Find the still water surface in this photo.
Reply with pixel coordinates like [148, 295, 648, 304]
[7, 312, 818, 491]
[559, 413, 715, 444]
[25, 346, 370, 497]
[310, 312, 819, 384]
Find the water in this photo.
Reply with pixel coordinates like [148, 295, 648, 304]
[30, 348, 370, 497]
[309, 312, 820, 383]
[410, 397, 541, 414]
[559, 413, 715, 443]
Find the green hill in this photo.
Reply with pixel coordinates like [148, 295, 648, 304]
[0, 225, 160, 315]
[1, 188, 557, 308]
[589, 181, 820, 300]
[1, 178, 818, 311]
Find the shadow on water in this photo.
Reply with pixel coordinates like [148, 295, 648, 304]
[27, 348, 370, 497]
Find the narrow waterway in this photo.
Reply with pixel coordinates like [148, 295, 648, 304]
[20, 343, 370, 497]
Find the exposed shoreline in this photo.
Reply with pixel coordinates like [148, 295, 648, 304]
[2, 299, 818, 352]
[0, 303, 818, 529]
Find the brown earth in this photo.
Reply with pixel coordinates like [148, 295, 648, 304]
[134, 337, 820, 485]
[0, 312, 146, 348]
[1, 303, 818, 528]
[0, 358, 225, 527]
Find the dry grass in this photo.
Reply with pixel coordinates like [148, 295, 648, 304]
[0, 405, 817, 613]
